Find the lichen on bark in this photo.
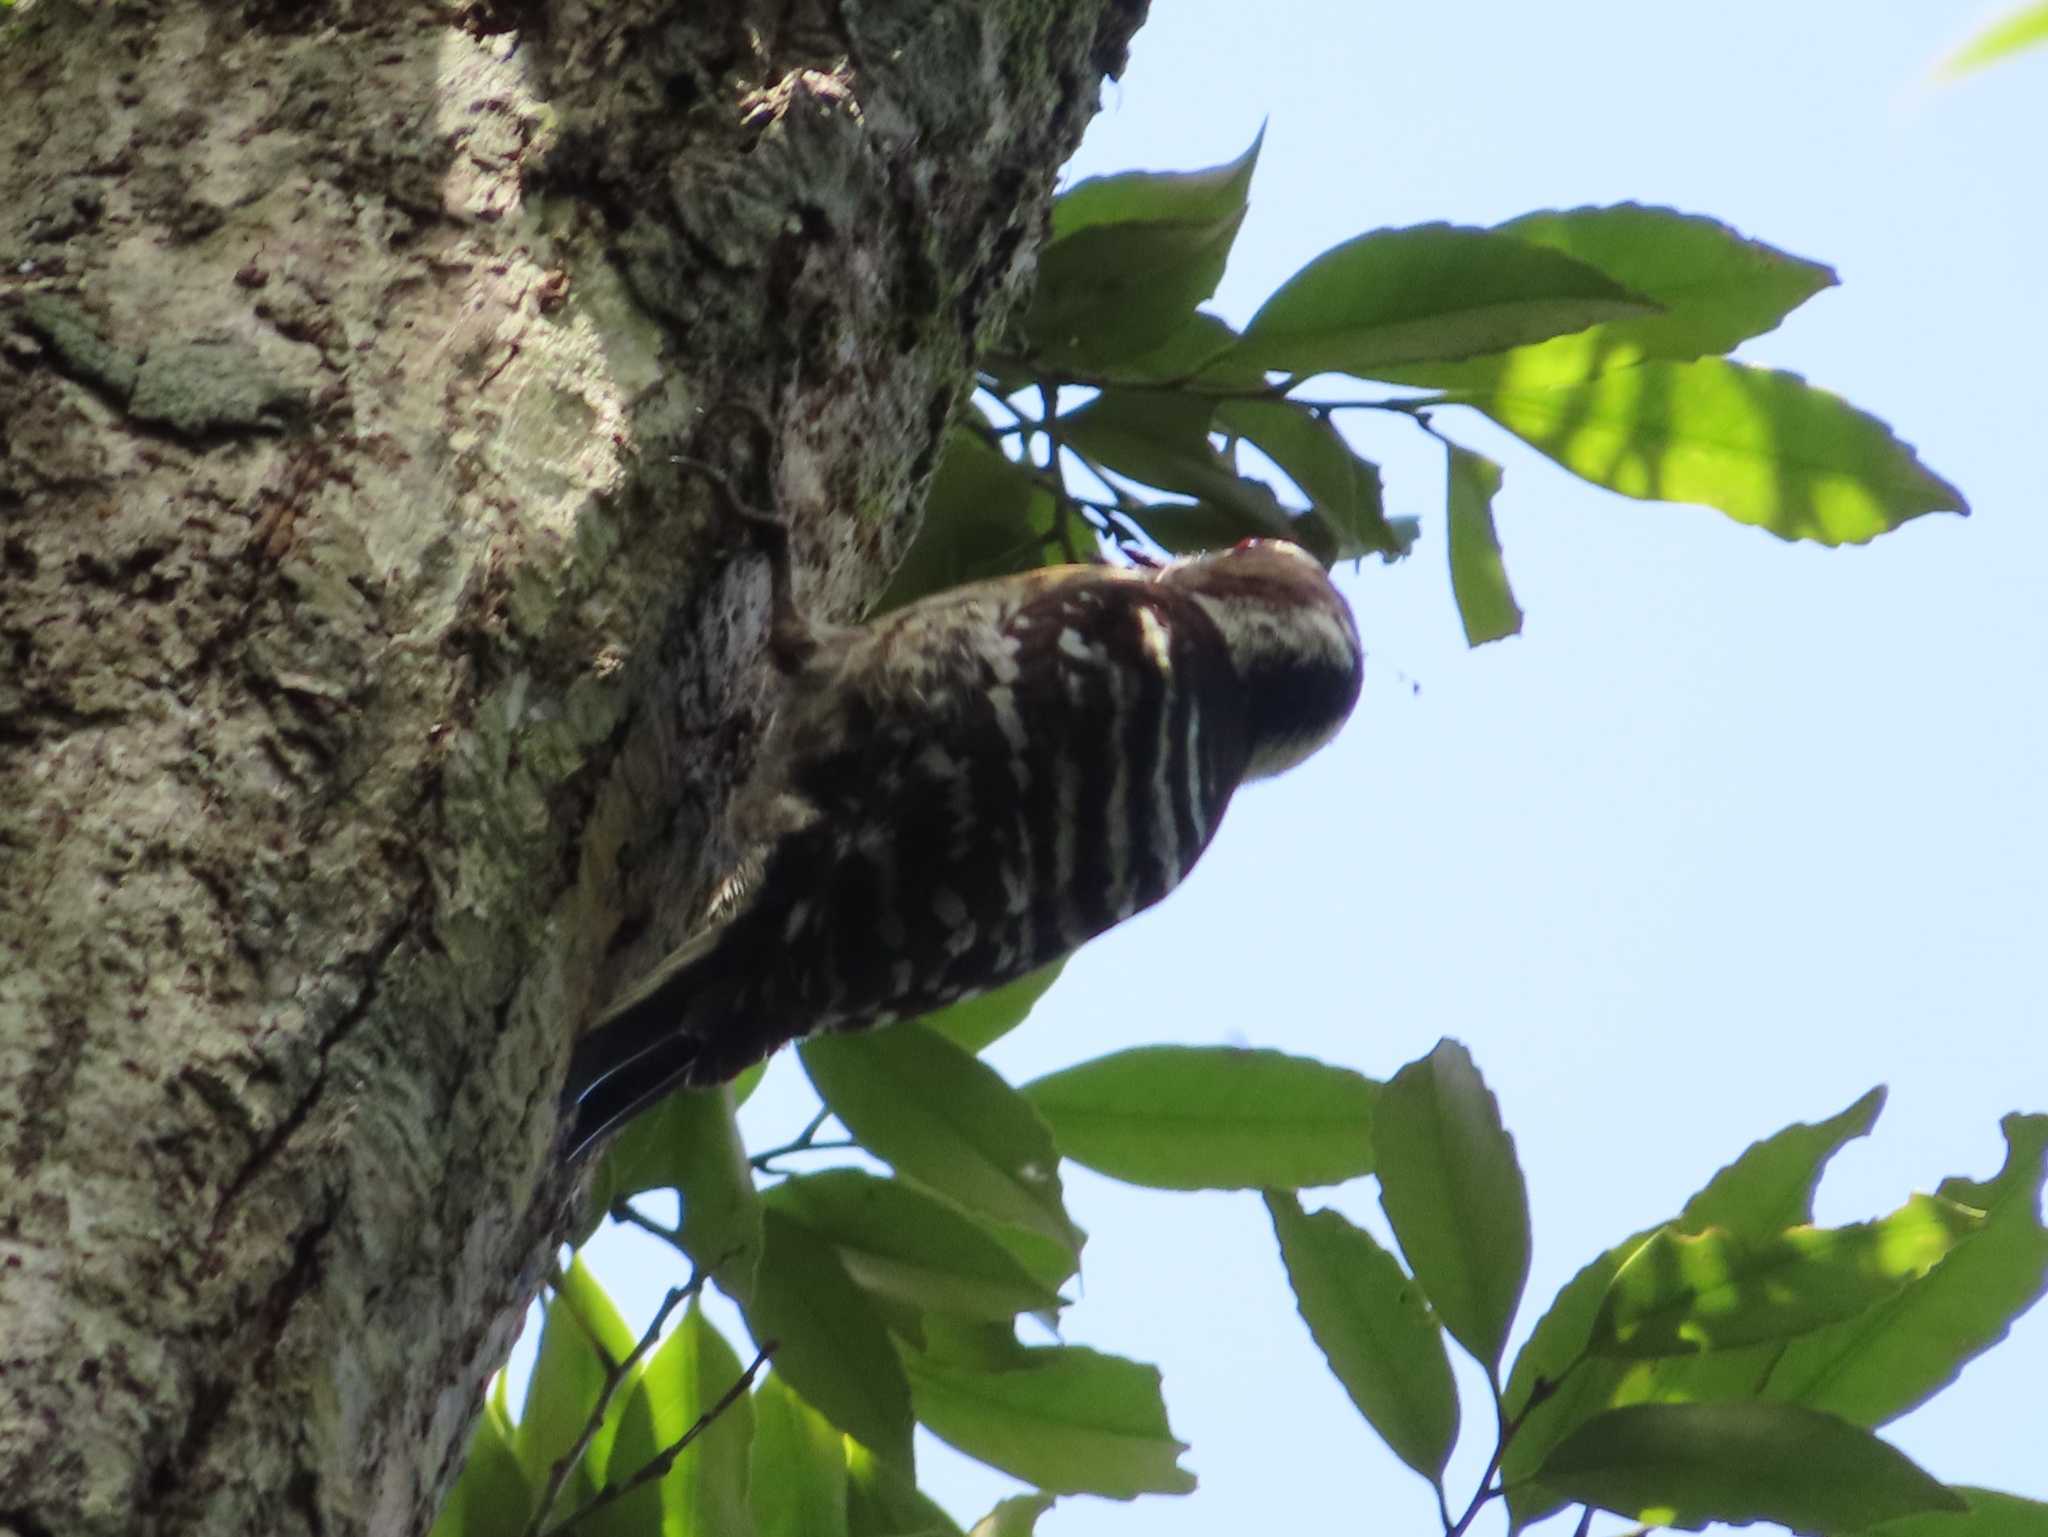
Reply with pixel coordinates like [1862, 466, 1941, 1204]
[0, 0, 1144, 1531]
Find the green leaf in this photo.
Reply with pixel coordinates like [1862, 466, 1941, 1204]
[1058, 389, 1294, 531]
[1125, 501, 1287, 557]
[921, 962, 1064, 1056]
[968, 1494, 1057, 1537]
[984, 1221, 1084, 1297]
[1681, 1085, 1887, 1238]
[904, 1344, 1196, 1500]
[1876, 1487, 2048, 1536]
[1025, 215, 1243, 370]
[1939, 3, 2048, 77]
[1214, 398, 1402, 560]
[764, 1170, 1065, 1321]
[874, 430, 1061, 614]
[1505, 1087, 1888, 1530]
[1025, 133, 1262, 370]
[802, 1024, 1081, 1257]
[1050, 129, 1262, 241]
[590, 1084, 763, 1303]
[1234, 223, 1655, 378]
[430, 1391, 532, 1537]
[1374, 1040, 1530, 1372]
[844, 1440, 964, 1537]
[1764, 1114, 2048, 1426]
[1090, 311, 1266, 389]
[732, 1061, 766, 1108]
[517, 1259, 637, 1497]
[1382, 204, 1836, 391]
[1444, 445, 1521, 646]
[1265, 1192, 1458, 1482]
[751, 1373, 849, 1537]
[1024, 1046, 1378, 1190]
[916, 1316, 1031, 1373]
[1499, 1227, 1662, 1531]
[745, 1209, 915, 1471]
[1591, 1195, 1986, 1358]
[1535, 1402, 1966, 1535]
[592, 1303, 755, 1537]
[1472, 358, 1968, 544]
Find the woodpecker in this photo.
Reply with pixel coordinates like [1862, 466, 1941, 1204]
[561, 443, 1364, 1162]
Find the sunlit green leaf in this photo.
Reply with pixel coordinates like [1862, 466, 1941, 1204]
[1235, 223, 1655, 377]
[845, 1439, 964, 1537]
[1681, 1086, 1887, 1238]
[592, 1303, 755, 1537]
[1591, 1195, 1985, 1358]
[1383, 204, 1835, 391]
[1938, 3, 2048, 77]
[1444, 444, 1520, 646]
[765, 1170, 1065, 1321]
[1537, 1402, 1965, 1535]
[918, 1316, 1031, 1372]
[590, 1085, 762, 1302]
[1471, 358, 1968, 544]
[430, 1390, 531, 1537]
[745, 1210, 915, 1471]
[732, 1061, 766, 1108]
[517, 1259, 636, 1500]
[968, 1494, 1058, 1537]
[802, 1024, 1081, 1257]
[1506, 1087, 1889, 1530]
[1266, 1192, 1458, 1482]
[751, 1373, 849, 1537]
[921, 962, 1064, 1056]
[1024, 1046, 1377, 1190]
[1374, 1040, 1530, 1371]
[904, 1344, 1196, 1499]
[1764, 1114, 2048, 1426]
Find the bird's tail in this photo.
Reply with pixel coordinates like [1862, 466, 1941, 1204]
[560, 925, 728, 1163]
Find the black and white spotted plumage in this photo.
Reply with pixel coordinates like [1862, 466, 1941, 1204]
[561, 539, 1362, 1161]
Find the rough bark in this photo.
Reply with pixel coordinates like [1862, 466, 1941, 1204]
[0, 0, 1144, 1531]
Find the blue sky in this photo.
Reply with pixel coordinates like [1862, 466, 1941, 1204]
[548, 5, 2048, 1532]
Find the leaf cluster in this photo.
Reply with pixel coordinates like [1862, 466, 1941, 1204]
[436, 985, 2048, 1537]
[905, 133, 1963, 651]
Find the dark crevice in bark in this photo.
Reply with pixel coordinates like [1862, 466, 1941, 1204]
[208, 886, 432, 1233]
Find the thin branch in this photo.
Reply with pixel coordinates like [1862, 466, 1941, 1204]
[608, 1200, 690, 1256]
[539, 1341, 778, 1537]
[521, 1277, 704, 1537]
[749, 1137, 858, 1175]
[979, 349, 1457, 418]
[746, 1107, 834, 1171]
[1434, 1478, 1457, 1534]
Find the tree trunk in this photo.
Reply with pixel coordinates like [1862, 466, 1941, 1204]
[0, 1, 1142, 1531]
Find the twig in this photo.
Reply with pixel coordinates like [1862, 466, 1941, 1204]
[608, 1199, 690, 1257]
[521, 1278, 704, 1537]
[977, 351, 1458, 418]
[750, 1137, 858, 1174]
[746, 1107, 834, 1171]
[539, 1341, 779, 1537]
